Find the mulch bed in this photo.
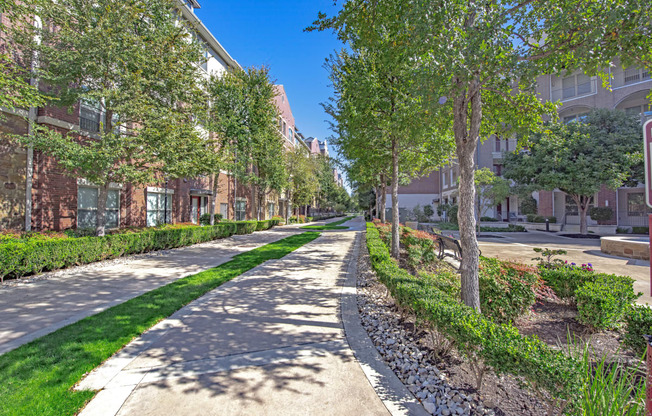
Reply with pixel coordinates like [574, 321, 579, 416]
[559, 233, 601, 239]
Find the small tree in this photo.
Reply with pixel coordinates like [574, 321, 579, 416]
[504, 109, 643, 235]
[285, 147, 318, 221]
[206, 66, 286, 221]
[475, 168, 510, 221]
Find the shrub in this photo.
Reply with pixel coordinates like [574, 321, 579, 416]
[365, 223, 582, 408]
[199, 213, 223, 225]
[423, 204, 434, 220]
[479, 257, 541, 323]
[623, 305, 652, 356]
[616, 227, 630, 234]
[480, 216, 498, 222]
[632, 226, 649, 234]
[589, 207, 613, 223]
[576, 274, 640, 331]
[527, 214, 557, 223]
[255, 219, 279, 231]
[520, 196, 538, 215]
[401, 228, 439, 268]
[539, 267, 594, 299]
[0, 221, 269, 282]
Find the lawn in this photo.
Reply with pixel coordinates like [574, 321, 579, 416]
[0, 231, 320, 416]
[301, 216, 355, 230]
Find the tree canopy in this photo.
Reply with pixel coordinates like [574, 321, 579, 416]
[504, 109, 643, 234]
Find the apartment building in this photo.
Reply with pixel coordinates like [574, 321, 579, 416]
[0, 1, 256, 231]
[389, 61, 651, 229]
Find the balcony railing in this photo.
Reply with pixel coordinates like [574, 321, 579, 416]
[611, 66, 651, 88]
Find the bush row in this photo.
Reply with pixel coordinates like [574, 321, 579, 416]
[526, 214, 557, 223]
[365, 222, 582, 407]
[0, 220, 279, 281]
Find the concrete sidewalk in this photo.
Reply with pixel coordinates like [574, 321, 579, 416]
[0, 219, 340, 355]
[76, 217, 407, 416]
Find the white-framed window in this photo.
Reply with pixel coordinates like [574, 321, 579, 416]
[268, 202, 275, 219]
[220, 203, 228, 218]
[147, 190, 173, 226]
[77, 186, 120, 229]
[235, 199, 247, 221]
[551, 72, 596, 101]
[288, 127, 293, 141]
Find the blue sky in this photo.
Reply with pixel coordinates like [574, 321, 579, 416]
[195, 0, 344, 154]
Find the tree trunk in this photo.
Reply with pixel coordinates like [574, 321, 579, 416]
[209, 174, 216, 225]
[95, 183, 109, 237]
[391, 136, 400, 259]
[380, 174, 387, 223]
[374, 185, 380, 220]
[575, 195, 591, 235]
[454, 82, 482, 312]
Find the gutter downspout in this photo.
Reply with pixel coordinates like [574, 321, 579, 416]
[25, 16, 42, 231]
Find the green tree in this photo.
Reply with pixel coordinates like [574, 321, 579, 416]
[315, 0, 650, 311]
[475, 168, 510, 221]
[504, 109, 643, 235]
[13, 0, 207, 236]
[284, 146, 319, 221]
[0, 0, 44, 112]
[319, 36, 453, 259]
[207, 66, 286, 221]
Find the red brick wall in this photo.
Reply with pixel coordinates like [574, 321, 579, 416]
[596, 185, 617, 225]
[538, 190, 554, 217]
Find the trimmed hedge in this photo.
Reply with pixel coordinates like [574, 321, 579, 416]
[365, 223, 582, 406]
[0, 220, 279, 281]
[539, 267, 595, 300]
[526, 214, 557, 223]
[623, 304, 652, 356]
[576, 274, 640, 331]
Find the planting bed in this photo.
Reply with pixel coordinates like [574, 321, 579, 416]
[357, 244, 545, 416]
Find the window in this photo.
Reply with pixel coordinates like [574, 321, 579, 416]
[623, 67, 650, 85]
[495, 137, 501, 152]
[80, 101, 103, 133]
[220, 203, 228, 218]
[78, 186, 119, 229]
[562, 112, 589, 124]
[146, 192, 173, 226]
[268, 202, 275, 219]
[553, 73, 595, 101]
[493, 164, 502, 176]
[282, 121, 287, 137]
[627, 193, 647, 217]
[442, 171, 447, 187]
[288, 128, 293, 141]
[235, 199, 247, 221]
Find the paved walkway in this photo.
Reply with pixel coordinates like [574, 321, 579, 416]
[476, 230, 652, 304]
[0, 220, 339, 355]
[76, 217, 420, 416]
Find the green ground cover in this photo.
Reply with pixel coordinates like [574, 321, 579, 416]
[0, 231, 320, 416]
[301, 216, 354, 230]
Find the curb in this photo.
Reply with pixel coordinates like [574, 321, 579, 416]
[340, 230, 429, 416]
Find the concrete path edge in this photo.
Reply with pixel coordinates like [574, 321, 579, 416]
[341, 231, 429, 416]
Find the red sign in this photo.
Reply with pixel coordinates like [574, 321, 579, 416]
[645, 119, 652, 208]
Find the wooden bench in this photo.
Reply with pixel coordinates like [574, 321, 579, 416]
[434, 234, 463, 261]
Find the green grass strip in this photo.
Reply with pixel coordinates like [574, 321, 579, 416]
[301, 216, 355, 230]
[0, 231, 321, 416]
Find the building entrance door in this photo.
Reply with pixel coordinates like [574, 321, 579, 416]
[191, 196, 201, 224]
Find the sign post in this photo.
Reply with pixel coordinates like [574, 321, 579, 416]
[642, 119, 652, 416]
[644, 119, 652, 294]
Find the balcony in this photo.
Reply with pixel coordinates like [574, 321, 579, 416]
[611, 65, 651, 89]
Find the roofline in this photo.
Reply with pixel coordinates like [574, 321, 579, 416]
[177, 1, 241, 71]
